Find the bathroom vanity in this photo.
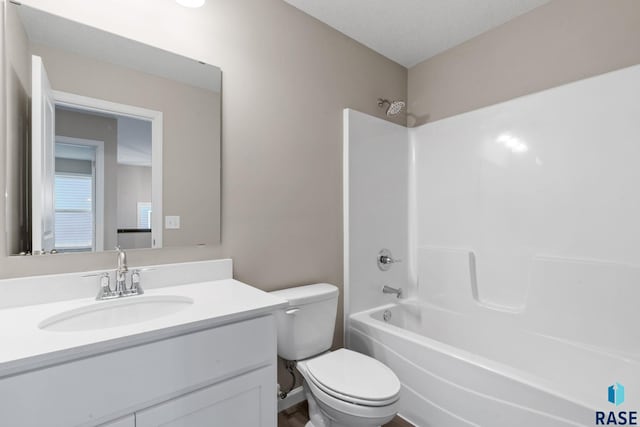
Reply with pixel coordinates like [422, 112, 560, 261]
[0, 259, 287, 427]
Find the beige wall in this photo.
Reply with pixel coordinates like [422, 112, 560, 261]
[31, 43, 221, 249]
[117, 164, 152, 229]
[117, 232, 152, 251]
[408, 0, 640, 126]
[56, 108, 118, 249]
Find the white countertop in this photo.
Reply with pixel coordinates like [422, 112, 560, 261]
[0, 279, 288, 378]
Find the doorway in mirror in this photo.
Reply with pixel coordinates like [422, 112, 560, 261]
[50, 89, 162, 253]
[52, 107, 156, 252]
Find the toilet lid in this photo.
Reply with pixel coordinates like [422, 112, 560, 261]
[305, 349, 401, 404]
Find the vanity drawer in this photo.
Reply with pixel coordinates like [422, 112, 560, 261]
[136, 367, 275, 427]
[0, 315, 277, 427]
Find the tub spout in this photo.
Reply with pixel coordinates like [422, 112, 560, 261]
[382, 285, 402, 299]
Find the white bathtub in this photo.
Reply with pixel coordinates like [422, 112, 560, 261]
[349, 300, 639, 427]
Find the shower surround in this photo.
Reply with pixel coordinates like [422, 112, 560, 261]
[343, 65, 640, 426]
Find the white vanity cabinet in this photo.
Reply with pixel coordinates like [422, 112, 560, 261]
[0, 315, 278, 427]
[136, 367, 273, 426]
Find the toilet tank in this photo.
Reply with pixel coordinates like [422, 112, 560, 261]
[270, 284, 339, 361]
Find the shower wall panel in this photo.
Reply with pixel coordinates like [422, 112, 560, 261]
[343, 109, 411, 344]
[411, 64, 640, 352]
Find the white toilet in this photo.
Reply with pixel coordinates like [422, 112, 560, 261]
[271, 284, 400, 427]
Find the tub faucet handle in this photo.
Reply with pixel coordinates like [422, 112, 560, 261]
[377, 248, 401, 271]
[380, 255, 401, 264]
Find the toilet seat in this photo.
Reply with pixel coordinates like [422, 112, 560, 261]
[302, 349, 401, 407]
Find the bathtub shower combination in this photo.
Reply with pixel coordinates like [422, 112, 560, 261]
[343, 65, 640, 426]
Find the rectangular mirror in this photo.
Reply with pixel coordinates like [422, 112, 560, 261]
[4, 2, 221, 255]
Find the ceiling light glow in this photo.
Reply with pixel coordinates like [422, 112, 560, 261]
[176, 0, 206, 8]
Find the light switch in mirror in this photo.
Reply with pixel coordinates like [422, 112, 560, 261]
[4, 3, 221, 255]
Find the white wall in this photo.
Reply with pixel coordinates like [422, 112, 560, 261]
[411, 64, 640, 354]
[343, 109, 411, 343]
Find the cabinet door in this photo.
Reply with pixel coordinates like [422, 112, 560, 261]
[99, 415, 135, 427]
[136, 367, 276, 427]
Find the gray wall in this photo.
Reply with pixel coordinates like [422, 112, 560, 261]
[117, 164, 151, 229]
[56, 108, 118, 250]
[117, 232, 152, 251]
[31, 43, 221, 249]
[117, 161, 153, 251]
[407, 0, 640, 126]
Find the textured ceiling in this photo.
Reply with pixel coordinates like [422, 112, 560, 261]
[284, 0, 550, 67]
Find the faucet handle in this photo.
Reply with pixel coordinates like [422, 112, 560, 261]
[377, 249, 401, 271]
[380, 255, 402, 264]
[96, 273, 115, 300]
[129, 269, 144, 295]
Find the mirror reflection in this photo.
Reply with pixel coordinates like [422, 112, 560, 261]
[5, 3, 222, 255]
[54, 109, 153, 252]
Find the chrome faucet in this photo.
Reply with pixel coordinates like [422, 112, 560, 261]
[88, 248, 145, 300]
[115, 246, 129, 295]
[382, 285, 403, 299]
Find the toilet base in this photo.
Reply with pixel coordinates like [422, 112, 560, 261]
[303, 381, 390, 427]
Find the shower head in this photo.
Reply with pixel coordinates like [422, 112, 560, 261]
[377, 98, 406, 117]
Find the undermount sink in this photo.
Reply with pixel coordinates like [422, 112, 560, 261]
[39, 295, 194, 332]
